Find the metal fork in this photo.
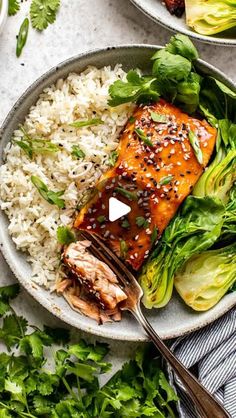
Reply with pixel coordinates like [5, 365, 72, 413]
[81, 231, 230, 418]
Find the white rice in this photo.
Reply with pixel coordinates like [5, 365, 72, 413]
[0, 65, 133, 287]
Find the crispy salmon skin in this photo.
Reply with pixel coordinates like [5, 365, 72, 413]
[74, 99, 217, 270]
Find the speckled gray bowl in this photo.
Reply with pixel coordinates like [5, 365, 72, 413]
[0, 0, 8, 34]
[0, 45, 236, 341]
[130, 0, 236, 46]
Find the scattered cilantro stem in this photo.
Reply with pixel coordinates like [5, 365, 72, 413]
[9, 305, 25, 338]
[62, 376, 79, 402]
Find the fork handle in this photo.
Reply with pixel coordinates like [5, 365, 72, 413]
[132, 303, 230, 418]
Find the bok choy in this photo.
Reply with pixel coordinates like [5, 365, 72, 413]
[175, 242, 236, 311]
[140, 197, 225, 308]
[185, 0, 236, 35]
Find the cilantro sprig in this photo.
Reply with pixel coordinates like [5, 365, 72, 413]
[8, 0, 61, 57]
[0, 284, 178, 417]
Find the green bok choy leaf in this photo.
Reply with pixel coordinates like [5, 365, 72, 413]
[140, 197, 225, 308]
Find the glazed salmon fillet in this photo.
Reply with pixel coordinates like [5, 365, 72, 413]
[74, 99, 217, 270]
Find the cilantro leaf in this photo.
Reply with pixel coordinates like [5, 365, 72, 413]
[57, 226, 76, 245]
[108, 70, 160, 107]
[52, 400, 82, 418]
[8, 0, 20, 15]
[30, 0, 60, 31]
[43, 325, 70, 344]
[0, 284, 20, 300]
[68, 340, 109, 362]
[66, 363, 97, 383]
[159, 371, 179, 403]
[31, 175, 65, 209]
[20, 333, 45, 360]
[166, 34, 199, 61]
[37, 372, 59, 395]
[0, 315, 28, 349]
[33, 395, 54, 414]
[0, 301, 11, 317]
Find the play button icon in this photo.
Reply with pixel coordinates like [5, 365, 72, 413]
[109, 197, 131, 222]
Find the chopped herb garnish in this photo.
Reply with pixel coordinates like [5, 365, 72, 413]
[97, 215, 106, 223]
[8, 0, 20, 15]
[14, 126, 59, 159]
[0, 284, 178, 417]
[30, 0, 60, 31]
[159, 175, 174, 186]
[150, 111, 168, 123]
[134, 128, 154, 147]
[189, 130, 203, 164]
[70, 118, 103, 128]
[120, 240, 128, 258]
[129, 116, 136, 123]
[71, 145, 85, 159]
[115, 187, 137, 201]
[31, 176, 65, 209]
[151, 226, 158, 245]
[121, 219, 130, 228]
[136, 216, 149, 228]
[108, 150, 118, 166]
[57, 226, 76, 245]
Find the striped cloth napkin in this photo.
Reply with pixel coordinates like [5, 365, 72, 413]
[168, 308, 236, 418]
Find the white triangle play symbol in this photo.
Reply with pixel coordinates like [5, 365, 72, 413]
[109, 197, 131, 222]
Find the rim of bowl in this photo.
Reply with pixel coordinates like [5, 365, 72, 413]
[0, 44, 236, 341]
[130, 0, 236, 46]
[0, 0, 8, 34]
